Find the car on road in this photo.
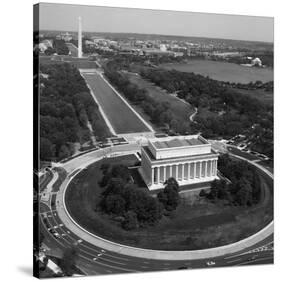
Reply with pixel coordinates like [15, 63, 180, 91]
[206, 261, 216, 266]
[237, 143, 247, 150]
[49, 229, 60, 239]
[259, 154, 269, 160]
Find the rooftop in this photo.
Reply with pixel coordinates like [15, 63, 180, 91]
[142, 146, 218, 162]
[152, 136, 206, 149]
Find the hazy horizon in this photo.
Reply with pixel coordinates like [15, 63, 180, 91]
[38, 3, 274, 43]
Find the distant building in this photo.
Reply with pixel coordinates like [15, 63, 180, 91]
[251, 57, 262, 67]
[84, 40, 95, 47]
[160, 44, 167, 52]
[140, 135, 219, 190]
[38, 39, 53, 52]
[173, 52, 184, 57]
[61, 32, 72, 42]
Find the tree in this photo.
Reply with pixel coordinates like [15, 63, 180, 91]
[199, 189, 207, 197]
[44, 47, 56, 56]
[111, 165, 130, 182]
[209, 179, 228, 200]
[122, 211, 139, 230]
[40, 137, 55, 160]
[164, 186, 180, 211]
[235, 177, 253, 206]
[104, 194, 126, 215]
[102, 178, 126, 197]
[158, 178, 180, 211]
[58, 145, 70, 160]
[164, 177, 179, 192]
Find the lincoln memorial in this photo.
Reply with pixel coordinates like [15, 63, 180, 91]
[139, 135, 219, 190]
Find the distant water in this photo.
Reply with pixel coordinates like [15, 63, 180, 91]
[161, 60, 273, 83]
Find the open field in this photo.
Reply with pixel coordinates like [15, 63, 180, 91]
[65, 155, 273, 251]
[125, 72, 194, 128]
[160, 60, 273, 83]
[83, 73, 151, 134]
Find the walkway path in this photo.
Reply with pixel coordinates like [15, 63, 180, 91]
[189, 107, 198, 123]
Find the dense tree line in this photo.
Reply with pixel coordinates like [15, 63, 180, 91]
[223, 80, 273, 92]
[40, 63, 110, 162]
[99, 164, 162, 229]
[157, 178, 180, 211]
[99, 164, 180, 230]
[43, 39, 70, 56]
[140, 68, 273, 156]
[201, 154, 261, 206]
[228, 51, 273, 68]
[53, 39, 69, 55]
[104, 62, 189, 134]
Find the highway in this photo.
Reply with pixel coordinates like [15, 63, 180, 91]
[39, 143, 273, 276]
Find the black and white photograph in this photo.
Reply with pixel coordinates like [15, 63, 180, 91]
[33, 2, 274, 279]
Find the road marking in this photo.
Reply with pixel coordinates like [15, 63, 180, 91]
[237, 256, 273, 266]
[226, 258, 243, 264]
[78, 254, 136, 272]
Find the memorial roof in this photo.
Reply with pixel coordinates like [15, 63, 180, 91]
[152, 137, 205, 149]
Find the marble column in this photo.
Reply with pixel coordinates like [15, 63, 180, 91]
[215, 160, 217, 175]
[157, 167, 160, 184]
[151, 167, 154, 185]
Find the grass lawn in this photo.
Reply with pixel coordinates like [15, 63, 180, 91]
[125, 72, 194, 130]
[65, 155, 273, 251]
[83, 73, 151, 134]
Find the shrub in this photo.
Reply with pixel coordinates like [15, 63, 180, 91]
[104, 194, 126, 215]
[122, 211, 139, 230]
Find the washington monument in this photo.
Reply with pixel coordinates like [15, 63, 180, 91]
[78, 16, 82, 58]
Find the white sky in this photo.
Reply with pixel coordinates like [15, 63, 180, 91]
[39, 3, 274, 42]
